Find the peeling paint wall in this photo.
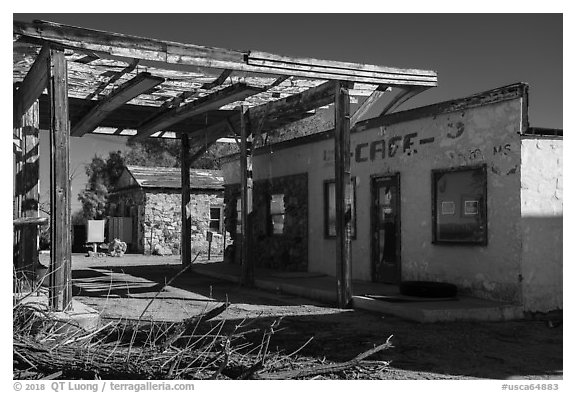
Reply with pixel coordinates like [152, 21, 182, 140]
[520, 138, 563, 312]
[223, 98, 525, 303]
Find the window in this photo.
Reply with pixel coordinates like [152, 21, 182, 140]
[209, 205, 223, 233]
[324, 178, 356, 238]
[432, 165, 487, 245]
[270, 194, 285, 235]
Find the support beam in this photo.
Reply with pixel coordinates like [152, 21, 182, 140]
[334, 81, 353, 309]
[181, 134, 192, 268]
[13, 45, 49, 127]
[14, 20, 438, 86]
[350, 86, 390, 127]
[17, 101, 41, 272]
[240, 105, 254, 287]
[85, 58, 140, 100]
[71, 72, 164, 136]
[47, 47, 72, 311]
[131, 83, 264, 141]
[379, 86, 429, 116]
[248, 80, 336, 129]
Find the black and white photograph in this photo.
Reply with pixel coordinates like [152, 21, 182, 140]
[8, 7, 566, 389]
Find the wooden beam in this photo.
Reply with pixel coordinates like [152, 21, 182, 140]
[13, 44, 50, 128]
[131, 83, 264, 141]
[71, 72, 164, 136]
[350, 86, 390, 127]
[334, 81, 353, 309]
[14, 20, 438, 86]
[14, 101, 40, 272]
[47, 47, 72, 312]
[248, 80, 337, 130]
[247, 51, 438, 86]
[379, 86, 429, 116]
[181, 134, 192, 268]
[85, 58, 140, 100]
[240, 106, 254, 287]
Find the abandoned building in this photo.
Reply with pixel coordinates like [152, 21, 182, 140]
[13, 19, 561, 321]
[107, 165, 226, 255]
[221, 83, 563, 314]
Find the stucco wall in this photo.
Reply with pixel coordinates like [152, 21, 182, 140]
[520, 138, 563, 312]
[223, 97, 527, 303]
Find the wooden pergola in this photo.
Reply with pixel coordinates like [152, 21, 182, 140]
[13, 19, 437, 311]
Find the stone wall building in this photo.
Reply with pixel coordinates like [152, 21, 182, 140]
[109, 166, 227, 255]
[222, 83, 563, 314]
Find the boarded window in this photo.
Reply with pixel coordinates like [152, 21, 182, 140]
[324, 178, 356, 238]
[432, 165, 487, 244]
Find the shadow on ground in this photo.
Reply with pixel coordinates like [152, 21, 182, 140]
[71, 261, 563, 380]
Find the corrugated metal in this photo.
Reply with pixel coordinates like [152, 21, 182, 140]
[126, 165, 224, 190]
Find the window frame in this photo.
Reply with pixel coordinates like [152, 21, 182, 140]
[324, 177, 357, 239]
[209, 204, 223, 234]
[431, 164, 488, 246]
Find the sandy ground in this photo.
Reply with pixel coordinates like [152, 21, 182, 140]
[63, 253, 562, 380]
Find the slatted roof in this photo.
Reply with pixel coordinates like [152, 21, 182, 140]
[13, 19, 438, 154]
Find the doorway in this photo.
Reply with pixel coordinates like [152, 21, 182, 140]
[371, 174, 401, 283]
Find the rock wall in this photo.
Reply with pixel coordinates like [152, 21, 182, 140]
[224, 173, 308, 271]
[111, 188, 228, 256]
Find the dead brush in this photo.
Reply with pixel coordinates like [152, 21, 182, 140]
[13, 254, 392, 380]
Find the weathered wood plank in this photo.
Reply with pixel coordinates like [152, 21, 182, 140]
[71, 72, 164, 136]
[249, 50, 438, 76]
[334, 81, 353, 309]
[131, 83, 264, 141]
[14, 101, 40, 272]
[248, 80, 336, 128]
[14, 20, 437, 86]
[85, 58, 140, 100]
[181, 134, 192, 267]
[13, 45, 49, 127]
[240, 106, 254, 287]
[350, 86, 390, 127]
[47, 47, 72, 311]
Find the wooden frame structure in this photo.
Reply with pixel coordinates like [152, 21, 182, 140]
[13, 19, 437, 310]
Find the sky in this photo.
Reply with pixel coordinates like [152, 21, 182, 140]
[10, 13, 563, 212]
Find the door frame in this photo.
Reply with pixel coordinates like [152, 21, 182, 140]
[370, 173, 402, 284]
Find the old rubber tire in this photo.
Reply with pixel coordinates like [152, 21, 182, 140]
[399, 281, 458, 298]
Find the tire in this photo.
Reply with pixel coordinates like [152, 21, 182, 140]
[399, 281, 458, 298]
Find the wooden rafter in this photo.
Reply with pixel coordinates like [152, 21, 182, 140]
[350, 85, 391, 127]
[85, 58, 140, 100]
[71, 72, 164, 137]
[131, 83, 264, 141]
[380, 86, 429, 116]
[248, 80, 337, 128]
[13, 44, 50, 127]
[14, 20, 437, 87]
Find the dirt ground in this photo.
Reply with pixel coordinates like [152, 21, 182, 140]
[63, 253, 562, 380]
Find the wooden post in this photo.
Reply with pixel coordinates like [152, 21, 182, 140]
[334, 81, 353, 308]
[18, 101, 40, 272]
[240, 105, 254, 287]
[48, 47, 72, 311]
[181, 133, 192, 267]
